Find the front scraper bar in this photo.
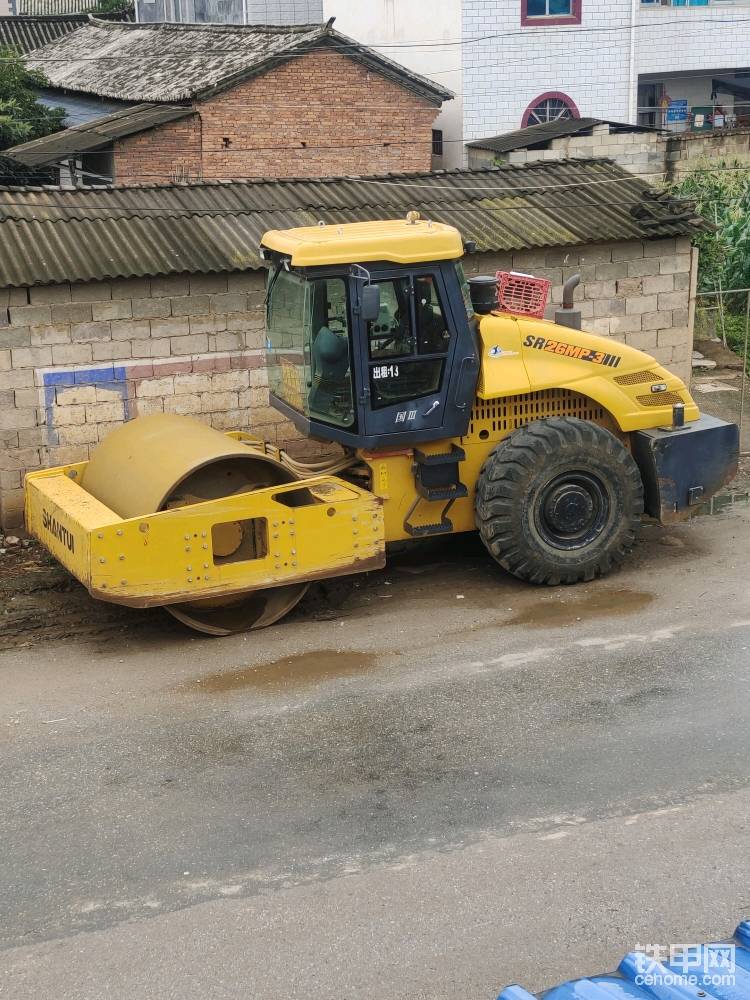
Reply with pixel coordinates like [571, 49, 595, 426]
[25, 464, 385, 607]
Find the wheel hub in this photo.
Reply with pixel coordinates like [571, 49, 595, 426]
[536, 472, 610, 549]
[543, 484, 595, 534]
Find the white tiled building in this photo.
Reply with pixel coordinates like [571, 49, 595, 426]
[325, 0, 750, 164]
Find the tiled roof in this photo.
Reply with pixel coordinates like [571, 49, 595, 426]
[468, 118, 656, 155]
[5, 104, 195, 166]
[24, 18, 452, 104]
[0, 160, 704, 287]
[0, 11, 131, 53]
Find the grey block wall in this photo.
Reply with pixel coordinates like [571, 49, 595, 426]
[244, 0, 322, 22]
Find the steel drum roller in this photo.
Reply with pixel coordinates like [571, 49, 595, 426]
[82, 414, 308, 635]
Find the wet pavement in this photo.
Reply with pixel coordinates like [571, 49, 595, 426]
[1, 508, 749, 999]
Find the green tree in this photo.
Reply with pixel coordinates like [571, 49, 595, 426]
[0, 45, 66, 183]
[667, 161, 750, 294]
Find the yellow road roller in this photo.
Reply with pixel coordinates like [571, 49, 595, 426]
[25, 217, 739, 635]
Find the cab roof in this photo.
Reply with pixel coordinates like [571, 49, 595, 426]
[260, 218, 464, 267]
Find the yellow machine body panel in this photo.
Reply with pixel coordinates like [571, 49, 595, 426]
[477, 313, 700, 431]
[261, 218, 464, 267]
[25, 464, 385, 607]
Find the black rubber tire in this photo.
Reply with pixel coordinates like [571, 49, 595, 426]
[475, 417, 644, 585]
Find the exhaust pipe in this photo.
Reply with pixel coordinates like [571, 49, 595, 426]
[555, 273, 582, 330]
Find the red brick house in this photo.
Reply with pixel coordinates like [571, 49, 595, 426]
[7, 18, 451, 185]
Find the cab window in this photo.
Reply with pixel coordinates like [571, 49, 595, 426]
[367, 275, 451, 410]
[266, 269, 355, 428]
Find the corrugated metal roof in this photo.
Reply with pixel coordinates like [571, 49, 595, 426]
[468, 118, 655, 155]
[0, 159, 705, 287]
[498, 920, 750, 1000]
[6, 104, 195, 166]
[24, 18, 452, 104]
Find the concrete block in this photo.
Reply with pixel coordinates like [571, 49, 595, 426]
[71, 281, 112, 302]
[71, 321, 111, 343]
[609, 315, 642, 335]
[110, 320, 150, 342]
[174, 373, 214, 394]
[190, 314, 228, 335]
[0, 349, 10, 372]
[169, 295, 211, 317]
[671, 308, 689, 327]
[209, 332, 243, 352]
[13, 389, 40, 409]
[9, 305, 52, 327]
[642, 273, 674, 295]
[130, 338, 171, 358]
[30, 325, 70, 347]
[51, 403, 86, 426]
[624, 330, 658, 351]
[657, 291, 689, 311]
[150, 317, 190, 339]
[627, 258, 660, 278]
[657, 327, 690, 348]
[85, 401, 124, 422]
[593, 297, 626, 318]
[200, 391, 238, 412]
[131, 297, 171, 320]
[210, 293, 248, 314]
[163, 393, 202, 415]
[150, 274, 190, 297]
[660, 255, 692, 275]
[579, 247, 614, 265]
[17, 427, 46, 447]
[110, 278, 149, 300]
[643, 238, 677, 258]
[56, 385, 96, 405]
[92, 341, 133, 361]
[92, 299, 132, 322]
[1, 328, 32, 348]
[210, 370, 249, 392]
[96, 421, 124, 442]
[135, 398, 164, 417]
[29, 284, 72, 304]
[50, 302, 93, 325]
[56, 423, 100, 446]
[0, 368, 35, 389]
[169, 333, 209, 355]
[136, 376, 174, 398]
[51, 343, 93, 365]
[189, 273, 228, 295]
[0, 407, 38, 431]
[673, 271, 691, 291]
[642, 310, 669, 331]
[227, 272, 262, 293]
[11, 345, 53, 368]
[626, 295, 659, 315]
[611, 241, 644, 261]
[615, 277, 643, 297]
[595, 262, 628, 280]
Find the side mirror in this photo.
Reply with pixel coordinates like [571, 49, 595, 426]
[361, 284, 380, 323]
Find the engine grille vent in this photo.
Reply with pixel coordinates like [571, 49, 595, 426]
[636, 391, 684, 407]
[464, 389, 611, 441]
[614, 370, 662, 386]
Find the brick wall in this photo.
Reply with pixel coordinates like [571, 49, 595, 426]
[0, 237, 694, 528]
[114, 48, 439, 184]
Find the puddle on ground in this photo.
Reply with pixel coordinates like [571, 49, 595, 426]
[182, 649, 379, 693]
[507, 589, 653, 628]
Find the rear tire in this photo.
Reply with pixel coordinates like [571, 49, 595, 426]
[475, 417, 643, 585]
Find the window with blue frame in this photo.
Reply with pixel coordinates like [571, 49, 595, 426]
[527, 0, 571, 13]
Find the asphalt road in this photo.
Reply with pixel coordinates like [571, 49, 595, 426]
[1, 508, 749, 999]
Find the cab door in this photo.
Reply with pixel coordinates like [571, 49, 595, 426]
[359, 269, 457, 438]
